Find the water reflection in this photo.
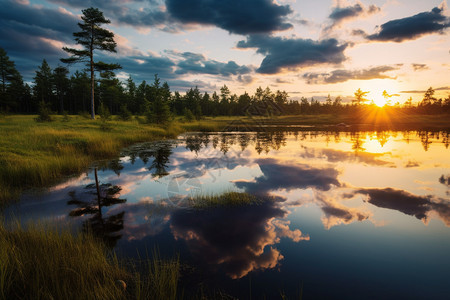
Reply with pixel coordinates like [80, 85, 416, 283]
[67, 182, 126, 248]
[9, 129, 450, 299]
[122, 140, 175, 178]
[170, 200, 309, 279]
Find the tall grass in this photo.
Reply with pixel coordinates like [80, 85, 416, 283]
[0, 220, 181, 300]
[188, 192, 261, 208]
[0, 221, 128, 299]
[133, 249, 180, 300]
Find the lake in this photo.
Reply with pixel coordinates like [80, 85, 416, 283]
[8, 129, 450, 299]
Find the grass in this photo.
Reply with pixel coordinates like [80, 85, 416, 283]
[133, 249, 180, 300]
[0, 220, 180, 300]
[188, 192, 262, 208]
[0, 221, 128, 299]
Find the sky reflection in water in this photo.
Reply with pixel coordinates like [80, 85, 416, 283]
[11, 130, 450, 299]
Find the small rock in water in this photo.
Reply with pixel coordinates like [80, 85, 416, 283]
[116, 279, 126, 291]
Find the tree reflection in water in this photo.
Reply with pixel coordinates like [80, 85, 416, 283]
[122, 140, 174, 178]
[67, 182, 126, 248]
[182, 130, 449, 156]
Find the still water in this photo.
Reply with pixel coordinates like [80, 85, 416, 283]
[10, 130, 450, 299]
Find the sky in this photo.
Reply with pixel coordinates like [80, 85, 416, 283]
[1, 0, 449, 104]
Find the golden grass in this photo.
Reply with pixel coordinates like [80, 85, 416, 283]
[189, 192, 262, 208]
[0, 220, 181, 300]
[0, 221, 128, 299]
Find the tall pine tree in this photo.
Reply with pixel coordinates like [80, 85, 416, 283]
[61, 7, 120, 119]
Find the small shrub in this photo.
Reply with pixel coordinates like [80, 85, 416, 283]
[145, 108, 154, 124]
[35, 101, 53, 122]
[61, 110, 70, 122]
[183, 108, 195, 122]
[98, 103, 112, 131]
[119, 104, 132, 121]
[78, 111, 91, 119]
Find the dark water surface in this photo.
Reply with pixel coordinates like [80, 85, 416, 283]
[9, 130, 450, 299]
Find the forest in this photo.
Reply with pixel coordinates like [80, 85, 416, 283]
[1, 44, 449, 122]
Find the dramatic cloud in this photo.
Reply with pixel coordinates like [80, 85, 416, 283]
[353, 187, 450, 226]
[235, 158, 341, 194]
[166, 0, 293, 34]
[367, 6, 450, 42]
[320, 202, 370, 229]
[303, 65, 399, 84]
[325, 1, 380, 33]
[170, 200, 308, 279]
[168, 51, 253, 76]
[300, 146, 394, 166]
[0, 0, 79, 76]
[412, 63, 429, 71]
[117, 8, 173, 31]
[237, 35, 348, 74]
[400, 86, 450, 93]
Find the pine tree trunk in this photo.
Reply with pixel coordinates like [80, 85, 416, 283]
[90, 25, 95, 120]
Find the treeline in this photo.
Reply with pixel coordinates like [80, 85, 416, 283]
[1, 48, 450, 118]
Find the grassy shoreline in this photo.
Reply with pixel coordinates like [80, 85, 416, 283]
[0, 115, 229, 206]
[0, 221, 180, 300]
[1, 113, 449, 206]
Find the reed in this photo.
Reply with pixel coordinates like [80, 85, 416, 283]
[0, 221, 128, 300]
[188, 192, 261, 208]
[0, 220, 181, 300]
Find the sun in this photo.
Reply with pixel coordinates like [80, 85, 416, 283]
[357, 80, 401, 107]
[372, 92, 387, 107]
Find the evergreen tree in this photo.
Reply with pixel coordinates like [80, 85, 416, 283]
[33, 60, 53, 105]
[0, 48, 25, 111]
[151, 75, 171, 124]
[61, 7, 121, 119]
[53, 66, 69, 113]
[0, 48, 18, 94]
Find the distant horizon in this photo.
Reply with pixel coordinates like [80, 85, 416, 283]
[1, 0, 449, 104]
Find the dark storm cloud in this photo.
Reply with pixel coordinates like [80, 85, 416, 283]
[367, 6, 450, 42]
[168, 51, 253, 76]
[353, 188, 450, 226]
[303, 65, 399, 84]
[166, 0, 293, 34]
[235, 158, 340, 194]
[323, 2, 380, 35]
[0, 0, 79, 76]
[329, 3, 364, 21]
[113, 54, 222, 90]
[236, 35, 348, 74]
[117, 8, 175, 31]
[329, 2, 380, 24]
[357, 188, 431, 220]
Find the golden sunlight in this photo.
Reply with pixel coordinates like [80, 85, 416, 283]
[371, 92, 387, 107]
[359, 80, 401, 107]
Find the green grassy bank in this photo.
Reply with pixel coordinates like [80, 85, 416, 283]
[0, 115, 229, 206]
[0, 221, 180, 300]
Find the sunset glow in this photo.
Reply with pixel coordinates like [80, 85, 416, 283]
[1, 0, 449, 103]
